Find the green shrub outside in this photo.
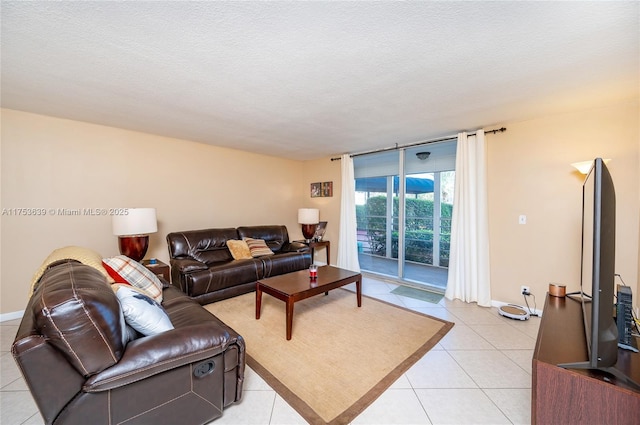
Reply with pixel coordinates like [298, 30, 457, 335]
[356, 196, 452, 267]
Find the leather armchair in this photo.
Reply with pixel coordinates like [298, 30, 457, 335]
[12, 260, 245, 425]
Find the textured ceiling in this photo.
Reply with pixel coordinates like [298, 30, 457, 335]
[1, 1, 638, 160]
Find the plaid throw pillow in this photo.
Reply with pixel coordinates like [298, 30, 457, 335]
[102, 255, 163, 302]
[243, 238, 274, 257]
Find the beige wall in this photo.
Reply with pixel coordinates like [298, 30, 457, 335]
[487, 99, 639, 306]
[311, 99, 640, 309]
[0, 109, 308, 314]
[2, 100, 639, 316]
[308, 99, 640, 311]
[300, 157, 343, 264]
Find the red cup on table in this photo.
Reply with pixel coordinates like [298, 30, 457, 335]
[309, 264, 318, 279]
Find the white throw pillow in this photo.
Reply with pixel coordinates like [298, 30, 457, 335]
[112, 284, 173, 336]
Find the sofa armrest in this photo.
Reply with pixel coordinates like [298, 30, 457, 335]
[171, 258, 208, 274]
[281, 241, 310, 253]
[12, 335, 86, 424]
[84, 322, 239, 391]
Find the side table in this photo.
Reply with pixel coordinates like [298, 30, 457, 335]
[141, 259, 171, 282]
[296, 240, 330, 265]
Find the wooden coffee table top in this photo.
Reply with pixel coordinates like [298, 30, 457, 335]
[256, 265, 362, 340]
[257, 265, 360, 296]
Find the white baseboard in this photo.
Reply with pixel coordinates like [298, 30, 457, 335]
[1, 310, 24, 322]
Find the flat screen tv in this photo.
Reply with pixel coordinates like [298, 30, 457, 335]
[559, 158, 639, 389]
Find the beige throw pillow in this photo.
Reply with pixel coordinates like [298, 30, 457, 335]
[30, 246, 114, 295]
[226, 239, 252, 260]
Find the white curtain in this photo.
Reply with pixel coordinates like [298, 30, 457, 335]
[337, 154, 361, 272]
[445, 130, 491, 306]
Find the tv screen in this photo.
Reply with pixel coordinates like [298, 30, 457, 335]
[560, 158, 640, 390]
[581, 157, 618, 368]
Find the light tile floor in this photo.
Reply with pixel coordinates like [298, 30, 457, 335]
[1, 276, 539, 424]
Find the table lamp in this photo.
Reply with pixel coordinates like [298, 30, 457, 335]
[112, 208, 158, 262]
[298, 208, 319, 243]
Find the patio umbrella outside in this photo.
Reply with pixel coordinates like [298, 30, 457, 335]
[355, 176, 434, 194]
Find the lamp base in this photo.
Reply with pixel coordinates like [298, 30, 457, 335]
[301, 224, 317, 243]
[118, 235, 149, 262]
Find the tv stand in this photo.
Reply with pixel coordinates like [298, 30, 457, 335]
[532, 294, 640, 424]
[558, 362, 640, 392]
[555, 294, 640, 391]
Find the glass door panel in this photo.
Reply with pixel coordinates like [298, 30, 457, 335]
[354, 142, 455, 290]
[354, 149, 400, 278]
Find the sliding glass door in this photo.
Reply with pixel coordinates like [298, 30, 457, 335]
[354, 141, 456, 291]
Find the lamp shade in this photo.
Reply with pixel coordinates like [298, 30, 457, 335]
[571, 158, 611, 175]
[112, 208, 158, 236]
[298, 208, 319, 224]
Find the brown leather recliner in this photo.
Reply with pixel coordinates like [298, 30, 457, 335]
[12, 260, 245, 425]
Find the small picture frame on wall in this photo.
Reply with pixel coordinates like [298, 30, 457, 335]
[310, 181, 333, 197]
[311, 182, 322, 197]
[322, 182, 333, 197]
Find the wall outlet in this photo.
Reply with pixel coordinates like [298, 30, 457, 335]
[521, 285, 530, 295]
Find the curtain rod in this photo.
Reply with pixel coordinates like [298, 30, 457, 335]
[330, 127, 506, 161]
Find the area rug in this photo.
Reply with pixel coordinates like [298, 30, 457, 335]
[205, 289, 453, 424]
[390, 285, 445, 304]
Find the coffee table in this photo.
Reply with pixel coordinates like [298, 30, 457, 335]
[255, 265, 362, 340]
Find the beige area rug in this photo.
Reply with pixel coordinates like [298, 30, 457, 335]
[205, 289, 453, 425]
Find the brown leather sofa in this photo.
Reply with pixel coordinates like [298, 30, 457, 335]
[167, 225, 312, 304]
[12, 260, 245, 425]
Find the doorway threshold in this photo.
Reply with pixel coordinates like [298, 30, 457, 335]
[361, 271, 445, 294]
